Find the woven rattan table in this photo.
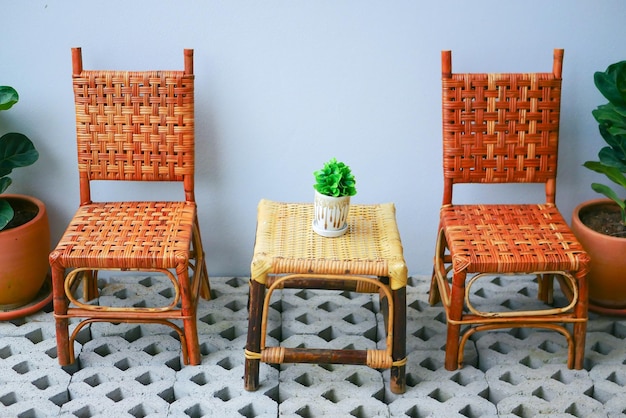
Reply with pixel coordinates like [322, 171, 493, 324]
[244, 199, 408, 394]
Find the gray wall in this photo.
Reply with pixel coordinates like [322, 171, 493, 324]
[2, 1, 624, 276]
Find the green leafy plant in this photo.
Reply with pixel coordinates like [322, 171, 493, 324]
[313, 157, 357, 197]
[0, 86, 39, 230]
[584, 60, 626, 225]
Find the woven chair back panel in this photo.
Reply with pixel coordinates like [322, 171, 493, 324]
[73, 70, 195, 182]
[442, 73, 561, 184]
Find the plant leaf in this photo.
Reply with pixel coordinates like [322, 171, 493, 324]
[313, 157, 357, 197]
[594, 61, 626, 106]
[0, 199, 13, 230]
[584, 161, 626, 188]
[0, 86, 18, 111]
[0, 177, 11, 194]
[0, 133, 39, 172]
[591, 182, 626, 212]
[593, 104, 626, 126]
[599, 147, 626, 171]
[598, 125, 626, 165]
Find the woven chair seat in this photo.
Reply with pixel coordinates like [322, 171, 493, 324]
[54, 201, 196, 269]
[441, 204, 586, 274]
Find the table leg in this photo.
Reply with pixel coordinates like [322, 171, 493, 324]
[390, 286, 406, 394]
[244, 279, 265, 391]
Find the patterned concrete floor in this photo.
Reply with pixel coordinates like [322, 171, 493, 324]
[1, 274, 626, 417]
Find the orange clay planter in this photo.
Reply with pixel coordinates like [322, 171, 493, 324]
[0, 195, 51, 317]
[572, 198, 626, 315]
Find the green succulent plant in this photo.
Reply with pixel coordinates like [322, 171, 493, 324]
[313, 157, 357, 197]
[0, 86, 39, 230]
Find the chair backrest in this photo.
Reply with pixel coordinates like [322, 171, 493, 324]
[71, 48, 196, 205]
[441, 49, 563, 205]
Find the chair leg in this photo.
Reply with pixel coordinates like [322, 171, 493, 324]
[429, 268, 441, 305]
[81, 270, 99, 301]
[182, 316, 201, 365]
[51, 264, 72, 366]
[537, 273, 554, 304]
[192, 219, 212, 301]
[245, 279, 265, 391]
[573, 270, 588, 369]
[390, 286, 406, 394]
[199, 262, 211, 300]
[445, 270, 466, 371]
[429, 229, 445, 306]
[177, 265, 201, 366]
[573, 320, 587, 369]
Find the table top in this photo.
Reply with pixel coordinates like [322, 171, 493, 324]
[251, 199, 407, 289]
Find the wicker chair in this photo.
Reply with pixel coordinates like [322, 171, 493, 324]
[49, 48, 210, 366]
[430, 49, 590, 371]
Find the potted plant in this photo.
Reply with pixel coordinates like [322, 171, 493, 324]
[0, 85, 50, 319]
[571, 60, 626, 315]
[312, 157, 356, 237]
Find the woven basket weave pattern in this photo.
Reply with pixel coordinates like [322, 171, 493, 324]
[252, 200, 407, 289]
[443, 72, 561, 184]
[73, 70, 194, 181]
[441, 204, 586, 274]
[55, 201, 195, 269]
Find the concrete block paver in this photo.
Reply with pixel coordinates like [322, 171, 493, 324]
[1, 275, 626, 417]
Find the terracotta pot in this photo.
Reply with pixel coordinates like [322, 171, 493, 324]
[0, 194, 50, 308]
[312, 191, 350, 237]
[571, 198, 626, 314]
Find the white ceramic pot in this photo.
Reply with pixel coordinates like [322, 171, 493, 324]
[312, 191, 350, 237]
